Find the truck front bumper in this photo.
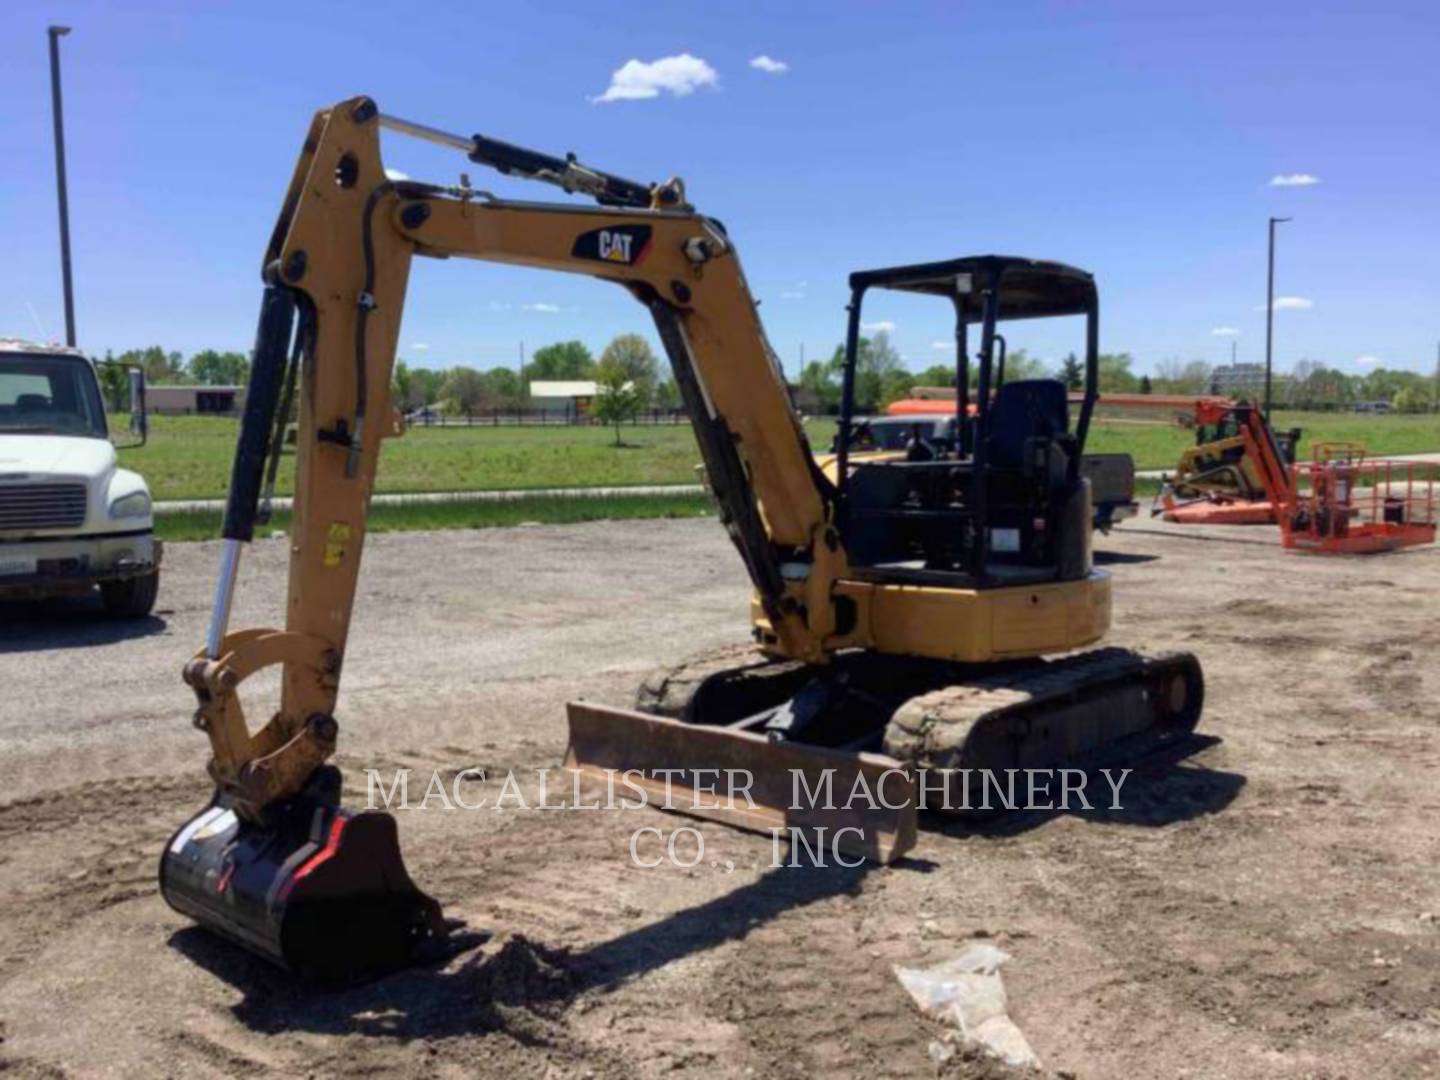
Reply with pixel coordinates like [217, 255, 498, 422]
[0, 529, 161, 598]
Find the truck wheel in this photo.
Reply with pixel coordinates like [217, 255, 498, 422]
[100, 571, 160, 618]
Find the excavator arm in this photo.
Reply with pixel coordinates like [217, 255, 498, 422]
[161, 97, 865, 976]
[185, 96, 846, 822]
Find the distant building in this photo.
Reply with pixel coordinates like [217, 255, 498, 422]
[528, 380, 598, 415]
[149, 385, 245, 416]
[1208, 363, 1290, 398]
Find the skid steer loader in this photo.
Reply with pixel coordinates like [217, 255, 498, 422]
[160, 97, 1204, 978]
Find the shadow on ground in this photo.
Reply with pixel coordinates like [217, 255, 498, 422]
[1092, 549, 1161, 565]
[169, 854, 929, 1042]
[0, 595, 168, 653]
[166, 739, 1237, 1044]
[928, 733, 1245, 839]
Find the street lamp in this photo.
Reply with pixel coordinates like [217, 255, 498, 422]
[48, 25, 76, 347]
[1264, 215, 1291, 421]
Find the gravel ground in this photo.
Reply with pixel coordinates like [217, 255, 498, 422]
[1, 517, 1438, 1079]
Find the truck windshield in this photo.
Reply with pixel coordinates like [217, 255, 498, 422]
[0, 354, 108, 437]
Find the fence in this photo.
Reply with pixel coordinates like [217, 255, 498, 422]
[406, 407, 688, 428]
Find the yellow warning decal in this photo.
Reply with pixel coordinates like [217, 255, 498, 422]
[323, 522, 352, 568]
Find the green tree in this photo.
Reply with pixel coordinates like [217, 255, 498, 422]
[592, 357, 642, 445]
[188, 349, 249, 386]
[392, 360, 418, 411]
[829, 331, 908, 412]
[1139, 374, 1153, 395]
[915, 364, 956, 389]
[484, 367, 524, 409]
[1289, 363, 1354, 409]
[1360, 367, 1428, 404]
[410, 367, 446, 408]
[654, 378, 681, 410]
[443, 366, 488, 414]
[527, 340, 595, 382]
[119, 346, 187, 384]
[1097, 353, 1138, 393]
[1392, 386, 1430, 414]
[96, 352, 130, 412]
[799, 360, 839, 412]
[599, 334, 660, 404]
[997, 347, 1048, 384]
[1058, 352, 1084, 390]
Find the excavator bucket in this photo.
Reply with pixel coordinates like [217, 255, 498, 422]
[564, 702, 918, 864]
[160, 793, 444, 981]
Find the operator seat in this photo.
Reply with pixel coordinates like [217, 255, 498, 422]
[984, 379, 1068, 467]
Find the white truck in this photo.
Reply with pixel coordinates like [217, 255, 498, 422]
[0, 339, 160, 616]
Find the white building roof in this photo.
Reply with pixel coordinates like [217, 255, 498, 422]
[530, 380, 598, 397]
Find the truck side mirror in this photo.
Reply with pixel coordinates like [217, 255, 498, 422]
[128, 367, 149, 444]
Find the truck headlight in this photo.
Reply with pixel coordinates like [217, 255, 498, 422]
[109, 491, 152, 519]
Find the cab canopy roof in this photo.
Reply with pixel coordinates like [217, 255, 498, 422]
[848, 255, 1095, 323]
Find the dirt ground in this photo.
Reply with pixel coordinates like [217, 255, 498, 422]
[2, 517, 1438, 1079]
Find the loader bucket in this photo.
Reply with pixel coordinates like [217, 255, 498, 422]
[160, 797, 444, 981]
[564, 701, 917, 864]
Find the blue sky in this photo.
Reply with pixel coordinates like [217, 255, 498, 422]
[4, 1, 1437, 379]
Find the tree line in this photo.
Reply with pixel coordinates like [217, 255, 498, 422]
[391, 334, 680, 418]
[798, 332, 1439, 414]
[99, 334, 1438, 417]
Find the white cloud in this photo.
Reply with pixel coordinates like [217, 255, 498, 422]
[1354, 355, 1382, 366]
[931, 340, 953, 350]
[384, 167, 410, 182]
[1269, 173, 1320, 187]
[1210, 326, 1240, 337]
[488, 301, 512, 312]
[750, 55, 789, 74]
[591, 53, 719, 103]
[779, 290, 805, 300]
[523, 302, 561, 313]
[1254, 296, 1313, 312]
[861, 320, 896, 333]
[410, 342, 429, 351]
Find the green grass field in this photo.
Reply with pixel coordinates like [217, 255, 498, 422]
[1082, 410, 1440, 470]
[154, 491, 713, 542]
[122, 410, 1440, 503]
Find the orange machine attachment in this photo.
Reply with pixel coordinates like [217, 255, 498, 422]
[1282, 455, 1438, 554]
[1156, 401, 1298, 525]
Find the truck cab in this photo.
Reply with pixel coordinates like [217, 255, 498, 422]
[0, 340, 160, 616]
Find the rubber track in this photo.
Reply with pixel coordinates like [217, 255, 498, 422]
[884, 646, 1203, 786]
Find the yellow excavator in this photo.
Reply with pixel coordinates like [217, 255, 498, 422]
[160, 97, 1204, 979]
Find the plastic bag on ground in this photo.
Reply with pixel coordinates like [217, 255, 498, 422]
[894, 942, 1040, 1068]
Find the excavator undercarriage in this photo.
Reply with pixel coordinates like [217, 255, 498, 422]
[160, 96, 1206, 978]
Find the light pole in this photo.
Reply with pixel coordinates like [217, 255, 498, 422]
[1264, 215, 1291, 421]
[48, 26, 76, 347]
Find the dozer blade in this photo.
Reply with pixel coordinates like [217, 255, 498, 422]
[160, 786, 445, 981]
[565, 701, 917, 864]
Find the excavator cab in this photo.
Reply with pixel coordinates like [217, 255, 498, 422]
[835, 257, 1096, 585]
